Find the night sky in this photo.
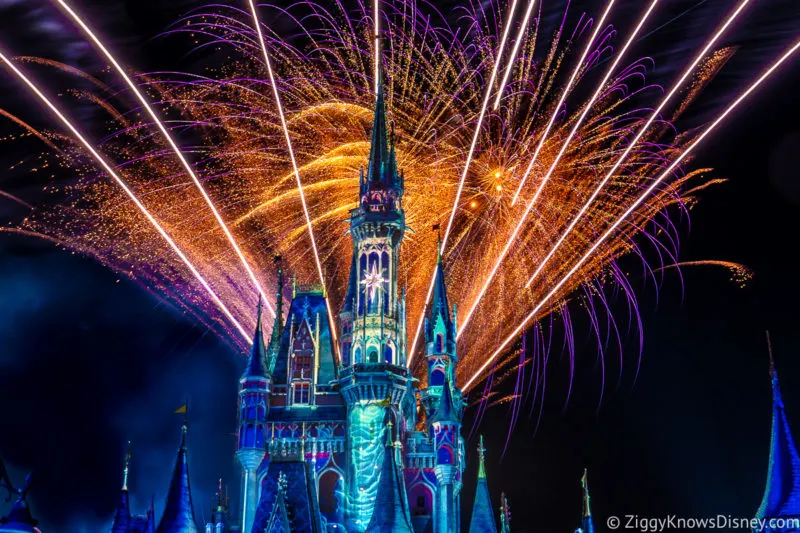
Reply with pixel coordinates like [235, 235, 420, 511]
[0, 1, 799, 531]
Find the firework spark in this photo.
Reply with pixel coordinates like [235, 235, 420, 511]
[0, 0, 791, 401]
[55, 0, 276, 318]
[463, 38, 800, 391]
[0, 49, 251, 340]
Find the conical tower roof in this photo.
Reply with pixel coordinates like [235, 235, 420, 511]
[156, 422, 198, 533]
[579, 469, 596, 533]
[111, 443, 133, 533]
[430, 372, 458, 425]
[469, 435, 498, 533]
[243, 297, 269, 378]
[365, 419, 413, 533]
[756, 335, 800, 519]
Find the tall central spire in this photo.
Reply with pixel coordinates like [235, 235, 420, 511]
[361, 53, 402, 198]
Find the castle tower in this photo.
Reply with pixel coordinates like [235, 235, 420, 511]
[0, 460, 39, 533]
[499, 494, 511, 533]
[205, 479, 229, 533]
[237, 266, 282, 533]
[337, 55, 414, 531]
[755, 337, 800, 531]
[431, 374, 461, 533]
[156, 420, 198, 533]
[421, 243, 457, 416]
[111, 443, 133, 533]
[576, 469, 595, 533]
[468, 436, 498, 533]
[365, 419, 413, 533]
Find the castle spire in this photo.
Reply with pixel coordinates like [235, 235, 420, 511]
[579, 469, 595, 533]
[111, 443, 133, 533]
[267, 257, 285, 371]
[499, 493, 512, 533]
[756, 332, 800, 520]
[156, 420, 198, 533]
[243, 295, 269, 378]
[365, 419, 413, 533]
[469, 435, 498, 533]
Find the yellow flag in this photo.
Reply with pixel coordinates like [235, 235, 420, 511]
[174, 404, 188, 414]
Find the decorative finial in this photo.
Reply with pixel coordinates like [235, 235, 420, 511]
[432, 223, 442, 259]
[122, 441, 132, 491]
[256, 293, 263, 325]
[581, 468, 591, 518]
[767, 330, 776, 380]
[478, 435, 487, 479]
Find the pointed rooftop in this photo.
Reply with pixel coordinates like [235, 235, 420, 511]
[430, 373, 458, 425]
[426, 239, 455, 340]
[266, 258, 285, 371]
[156, 422, 198, 533]
[365, 419, 413, 533]
[112, 443, 133, 533]
[579, 469, 596, 533]
[756, 333, 800, 520]
[469, 436, 498, 533]
[365, 57, 400, 190]
[243, 296, 269, 379]
[499, 493, 511, 533]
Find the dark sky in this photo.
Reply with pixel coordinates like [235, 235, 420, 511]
[0, 1, 799, 532]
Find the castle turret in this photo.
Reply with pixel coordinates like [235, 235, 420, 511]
[337, 52, 414, 532]
[205, 479, 229, 533]
[156, 420, 198, 533]
[431, 374, 461, 533]
[468, 436, 498, 533]
[421, 241, 458, 419]
[111, 443, 133, 533]
[576, 469, 595, 533]
[237, 263, 283, 533]
[499, 493, 512, 533]
[755, 336, 800, 530]
[365, 419, 413, 533]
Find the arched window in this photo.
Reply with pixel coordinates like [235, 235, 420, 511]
[384, 344, 393, 364]
[435, 333, 444, 353]
[381, 251, 390, 313]
[437, 445, 454, 465]
[408, 484, 433, 517]
[367, 346, 379, 363]
[354, 347, 362, 363]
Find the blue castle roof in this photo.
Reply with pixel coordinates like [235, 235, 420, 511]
[251, 461, 323, 533]
[469, 436, 497, 533]
[270, 288, 337, 386]
[155, 424, 198, 533]
[243, 298, 269, 379]
[756, 359, 800, 520]
[365, 420, 413, 533]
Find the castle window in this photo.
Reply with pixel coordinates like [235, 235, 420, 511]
[435, 333, 444, 353]
[292, 382, 310, 405]
[384, 344, 393, 364]
[367, 347, 379, 363]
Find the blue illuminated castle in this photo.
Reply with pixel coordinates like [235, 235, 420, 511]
[4, 70, 800, 533]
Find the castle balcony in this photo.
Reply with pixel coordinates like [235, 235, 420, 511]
[336, 363, 411, 405]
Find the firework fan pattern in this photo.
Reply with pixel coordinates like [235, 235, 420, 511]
[0, 0, 792, 408]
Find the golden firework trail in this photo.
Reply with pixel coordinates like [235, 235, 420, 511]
[463, 39, 800, 391]
[407, 0, 534, 366]
[524, 0, 751, 290]
[0, 49, 251, 341]
[457, 0, 657, 339]
[247, 0, 339, 352]
[0, 0, 793, 401]
[55, 0, 276, 318]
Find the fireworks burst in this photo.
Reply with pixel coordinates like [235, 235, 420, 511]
[0, 0, 796, 413]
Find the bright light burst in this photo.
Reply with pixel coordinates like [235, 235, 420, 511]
[0, 0, 794, 407]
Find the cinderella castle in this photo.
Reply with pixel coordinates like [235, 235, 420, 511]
[2, 68, 800, 533]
